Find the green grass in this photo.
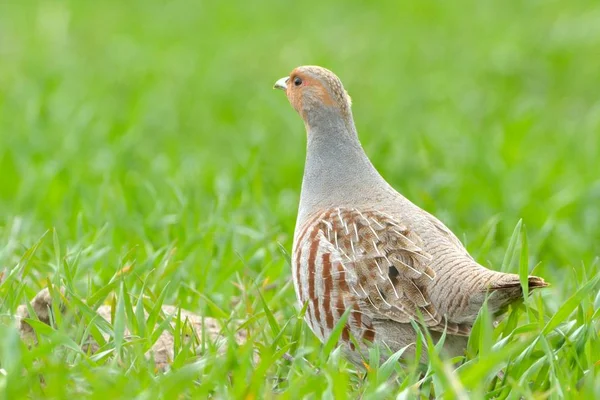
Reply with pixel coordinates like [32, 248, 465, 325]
[1, 0, 600, 398]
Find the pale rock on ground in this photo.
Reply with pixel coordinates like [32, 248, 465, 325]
[15, 288, 254, 370]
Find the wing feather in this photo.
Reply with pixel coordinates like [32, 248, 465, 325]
[313, 208, 470, 335]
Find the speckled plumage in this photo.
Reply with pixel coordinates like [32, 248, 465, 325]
[275, 65, 547, 363]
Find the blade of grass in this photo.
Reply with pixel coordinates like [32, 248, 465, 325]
[501, 219, 522, 273]
[519, 223, 529, 300]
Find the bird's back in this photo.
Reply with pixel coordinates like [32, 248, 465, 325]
[380, 193, 546, 325]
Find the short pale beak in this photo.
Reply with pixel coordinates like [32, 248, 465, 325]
[273, 77, 288, 90]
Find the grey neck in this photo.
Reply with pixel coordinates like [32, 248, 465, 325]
[298, 109, 390, 221]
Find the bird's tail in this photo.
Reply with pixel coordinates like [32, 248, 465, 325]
[489, 274, 549, 291]
[482, 272, 548, 317]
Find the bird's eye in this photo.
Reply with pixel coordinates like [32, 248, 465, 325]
[293, 76, 303, 86]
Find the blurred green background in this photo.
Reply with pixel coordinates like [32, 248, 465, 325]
[2, 1, 598, 295]
[0, 0, 599, 396]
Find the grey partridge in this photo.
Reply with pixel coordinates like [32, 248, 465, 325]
[274, 66, 547, 362]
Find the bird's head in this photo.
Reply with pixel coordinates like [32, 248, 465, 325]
[274, 66, 353, 128]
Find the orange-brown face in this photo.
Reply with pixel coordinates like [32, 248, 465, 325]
[274, 66, 352, 121]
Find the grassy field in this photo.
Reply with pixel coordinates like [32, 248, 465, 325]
[1, 0, 599, 398]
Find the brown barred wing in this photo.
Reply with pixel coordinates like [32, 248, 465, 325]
[314, 208, 470, 336]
